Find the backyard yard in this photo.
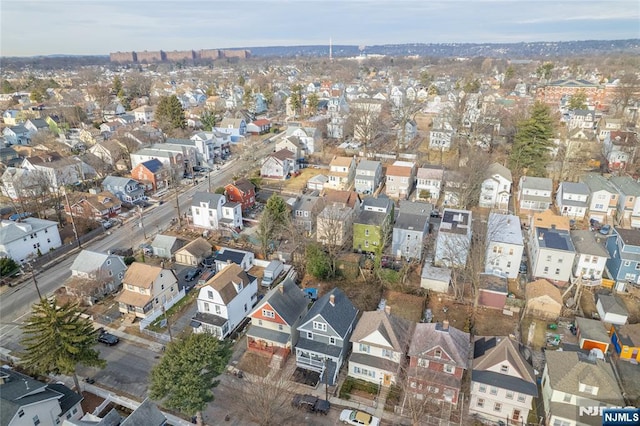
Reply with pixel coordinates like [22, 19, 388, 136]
[383, 290, 426, 323]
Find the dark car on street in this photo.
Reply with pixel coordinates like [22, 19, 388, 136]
[185, 268, 202, 281]
[97, 329, 119, 346]
[291, 394, 330, 415]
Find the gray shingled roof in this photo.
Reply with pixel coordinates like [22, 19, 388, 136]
[191, 191, 224, 207]
[570, 230, 609, 258]
[559, 181, 589, 196]
[121, 398, 167, 426]
[486, 162, 512, 182]
[350, 310, 414, 353]
[300, 287, 358, 338]
[596, 294, 629, 316]
[581, 173, 618, 194]
[71, 250, 122, 274]
[250, 277, 308, 326]
[488, 213, 523, 245]
[356, 160, 381, 172]
[610, 176, 640, 197]
[409, 322, 471, 368]
[520, 176, 552, 191]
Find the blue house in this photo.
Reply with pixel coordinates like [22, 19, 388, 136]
[605, 227, 640, 291]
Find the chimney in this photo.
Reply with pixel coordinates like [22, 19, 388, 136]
[329, 293, 335, 306]
[279, 283, 284, 294]
[442, 320, 449, 331]
[227, 259, 232, 264]
[384, 305, 391, 315]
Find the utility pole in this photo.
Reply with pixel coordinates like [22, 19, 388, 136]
[324, 358, 329, 401]
[30, 268, 43, 300]
[138, 206, 147, 239]
[162, 306, 173, 342]
[63, 189, 81, 249]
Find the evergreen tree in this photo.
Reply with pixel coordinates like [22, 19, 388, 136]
[567, 90, 588, 110]
[243, 85, 253, 109]
[149, 333, 230, 417]
[201, 109, 219, 131]
[509, 101, 555, 179]
[113, 76, 123, 95]
[265, 195, 288, 230]
[306, 244, 331, 279]
[288, 84, 303, 117]
[21, 297, 105, 393]
[306, 93, 319, 116]
[156, 95, 186, 131]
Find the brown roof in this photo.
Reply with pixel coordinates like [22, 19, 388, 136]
[122, 263, 163, 289]
[409, 322, 471, 368]
[227, 178, 255, 194]
[330, 156, 354, 168]
[525, 279, 563, 304]
[531, 210, 571, 231]
[70, 191, 121, 211]
[205, 263, 252, 304]
[386, 164, 413, 177]
[350, 310, 414, 353]
[177, 237, 212, 258]
[115, 290, 153, 307]
[271, 149, 295, 161]
[324, 189, 360, 208]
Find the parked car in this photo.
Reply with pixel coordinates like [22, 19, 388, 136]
[590, 218, 602, 231]
[185, 268, 202, 281]
[291, 394, 331, 414]
[519, 261, 528, 274]
[339, 409, 380, 426]
[97, 329, 119, 346]
[599, 224, 611, 235]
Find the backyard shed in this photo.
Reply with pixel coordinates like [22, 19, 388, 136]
[175, 237, 213, 266]
[523, 279, 563, 321]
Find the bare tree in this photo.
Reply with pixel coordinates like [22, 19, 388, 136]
[316, 204, 353, 278]
[392, 97, 425, 152]
[347, 101, 385, 156]
[453, 150, 493, 209]
[613, 73, 640, 118]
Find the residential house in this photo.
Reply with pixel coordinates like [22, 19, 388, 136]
[66, 190, 122, 220]
[24, 118, 50, 135]
[190, 131, 231, 164]
[354, 160, 383, 195]
[295, 288, 358, 385]
[517, 176, 553, 213]
[101, 176, 145, 204]
[307, 174, 328, 191]
[224, 178, 256, 212]
[2, 109, 21, 126]
[407, 321, 471, 405]
[604, 131, 638, 172]
[385, 161, 417, 200]
[479, 163, 512, 210]
[0, 367, 84, 426]
[609, 323, 640, 362]
[391, 201, 431, 260]
[133, 105, 154, 123]
[0, 218, 62, 264]
[89, 140, 125, 168]
[435, 209, 472, 268]
[192, 263, 258, 339]
[420, 262, 452, 293]
[570, 230, 609, 285]
[416, 165, 445, 202]
[610, 176, 640, 228]
[575, 317, 611, 354]
[316, 203, 355, 248]
[541, 351, 624, 426]
[556, 181, 590, 220]
[102, 102, 125, 120]
[348, 309, 414, 386]
[174, 237, 212, 266]
[116, 263, 179, 319]
[397, 119, 418, 147]
[3, 124, 30, 145]
[215, 117, 247, 138]
[214, 247, 254, 271]
[246, 277, 309, 366]
[275, 137, 305, 160]
[292, 194, 324, 234]
[22, 155, 93, 190]
[190, 191, 243, 231]
[150, 234, 183, 259]
[582, 173, 619, 224]
[260, 149, 296, 180]
[429, 123, 455, 151]
[442, 170, 468, 208]
[597, 117, 623, 141]
[1, 167, 41, 200]
[353, 196, 394, 253]
[477, 273, 509, 310]
[567, 109, 596, 130]
[0, 147, 20, 168]
[469, 336, 537, 425]
[326, 156, 356, 191]
[596, 293, 629, 325]
[131, 159, 169, 191]
[65, 250, 127, 300]
[529, 219, 576, 285]
[485, 213, 523, 279]
[130, 143, 197, 170]
[523, 279, 563, 321]
[246, 118, 271, 135]
[284, 122, 322, 154]
[605, 227, 640, 289]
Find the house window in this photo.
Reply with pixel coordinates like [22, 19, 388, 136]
[161, 284, 164, 290]
[635, 263, 640, 271]
[544, 266, 549, 273]
[500, 364, 508, 373]
[557, 258, 563, 264]
[107, 260, 111, 265]
[313, 321, 327, 332]
[434, 349, 442, 358]
[490, 387, 498, 396]
[555, 268, 560, 275]
[444, 364, 454, 374]
[215, 305, 221, 314]
[494, 403, 502, 412]
[262, 309, 275, 318]
[506, 391, 514, 399]
[330, 337, 336, 345]
[195, 208, 200, 215]
[382, 349, 393, 358]
[546, 255, 552, 261]
[478, 384, 486, 393]
[307, 332, 313, 339]
[359, 343, 370, 353]
[418, 358, 429, 368]
[244, 304, 247, 312]
[517, 394, 526, 403]
[563, 393, 571, 402]
[47, 238, 50, 243]
[365, 229, 369, 236]
[18, 410, 24, 418]
[509, 248, 514, 255]
[477, 398, 485, 408]
[208, 290, 214, 299]
[278, 324, 283, 331]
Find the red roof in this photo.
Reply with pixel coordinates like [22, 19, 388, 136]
[252, 119, 271, 126]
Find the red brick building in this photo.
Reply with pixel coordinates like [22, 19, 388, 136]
[407, 321, 471, 405]
[131, 159, 168, 191]
[224, 178, 256, 211]
[535, 79, 606, 109]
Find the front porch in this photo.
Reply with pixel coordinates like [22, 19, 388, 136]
[247, 338, 291, 368]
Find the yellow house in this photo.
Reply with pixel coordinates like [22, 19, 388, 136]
[610, 323, 640, 362]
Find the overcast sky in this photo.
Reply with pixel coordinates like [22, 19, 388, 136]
[1, 0, 639, 56]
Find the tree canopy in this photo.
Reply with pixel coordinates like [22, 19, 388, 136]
[508, 101, 555, 178]
[265, 195, 288, 229]
[149, 333, 231, 416]
[305, 244, 331, 279]
[21, 297, 105, 391]
[288, 84, 303, 117]
[0, 257, 19, 277]
[156, 95, 186, 131]
[567, 90, 588, 110]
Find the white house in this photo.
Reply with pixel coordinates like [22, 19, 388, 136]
[570, 230, 609, 285]
[327, 156, 356, 191]
[582, 173, 618, 224]
[190, 192, 243, 231]
[518, 176, 553, 212]
[528, 212, 576, 284]
[0, 218, 62, 263]
[541, 351, 625, 426]
[610, 176, 640, 229]
[416, 165, 445, 202]
[214, 247, 255, 271]
[469, 336, 537, 425]
[595, 294, 629, 325]
[133, 105, 154, 123]
[485, 213, 523, 279]
[479, 163, 512, 210]
[348, 309, 414, 386]
[354, 160, 383, 195]
[420, 262, 452, 293]
[556, 181, 590, 220]
[192, 263, 258, 339]
[435, 209, 472, 267]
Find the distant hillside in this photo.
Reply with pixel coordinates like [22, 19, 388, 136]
[242, 39, 640, 59]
